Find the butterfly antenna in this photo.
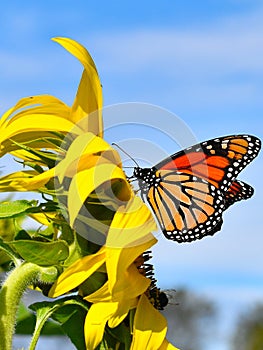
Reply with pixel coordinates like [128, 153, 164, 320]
[112, 142, 140, 167]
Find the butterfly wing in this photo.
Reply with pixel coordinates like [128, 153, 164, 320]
[155, 135, 261, 190]
[146, 170, 225, 242]
[224, 179, 254, 210]
[209, 180, 254, 236]
[140, 135, 261, 242]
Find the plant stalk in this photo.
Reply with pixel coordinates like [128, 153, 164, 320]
[0, 262, 57, 350]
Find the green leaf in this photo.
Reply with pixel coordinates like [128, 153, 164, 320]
[0, 200, 38, 219]
[14, 229, 32, 240]
[8, 240, 69, 266]
[28, 200, 60, 214]
[35, 224, 55, 238]
[16, 302, 64, 335]
[0, 251, 12, 268]
[29, 296, 89, 350]
[54, 306, 87, 350]
[0, 217, 16, 241]
[0, 238, 20, 262]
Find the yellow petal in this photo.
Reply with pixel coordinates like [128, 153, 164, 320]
[48, 247, 106, 298]
[86, 264, 150, 303]
[10, 149, 46, 164]
[84, 282, 112, 303]
[159, 339, 180, 350]
[105, 197, 157, 297]
[71, 70, 103, 137]
[0, 169, 54, 192]
[84, 302, 118, 350]
[4, 95, 69, 122]
[0, 114, 80, 143]
[106, 196, 157, 249]
[108, 297, 137, 328]
[56, 132, 122, 181]
[0, 106, 16, 128]
[0, 94, 68, 138]
[85, 282, 137, 326]
[29, 212, 57, 226]
[131, 294, 168, 350]
[113, 264, 151, 300]
[4, 95, 70, 125]
[52, 37, 103, 136]
[1, 132, 64, 156]
[84, 298, 137, 349]
[68, 163, 129, 226]
[0, 94, 83, 157]
[107, 251, 152, 299]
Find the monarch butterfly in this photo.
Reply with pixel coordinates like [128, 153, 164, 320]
[132, 135, 261, 243]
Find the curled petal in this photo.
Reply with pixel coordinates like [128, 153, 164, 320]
[1, 114, 77, 139]
[54, 132, 130, 227]
[53, 37, 103, 136]
[56, 132, 122, 181]
[106, 196, 157, 249]
[84, 282, 112, 303]
[0, 95, 81, 157]
[48, 247, 106, 298]
[68, 162, 130, 226]
[0, 95, 69, 129]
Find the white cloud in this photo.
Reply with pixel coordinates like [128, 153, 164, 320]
[1, 4, 263, 112]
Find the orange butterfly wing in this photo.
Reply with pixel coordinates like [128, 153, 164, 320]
[224, 179, 254, 210]
[146, 170, 224, 242]
[134, 135, 261, 242]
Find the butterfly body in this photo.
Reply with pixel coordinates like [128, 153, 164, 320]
[133, 135, 261, 243]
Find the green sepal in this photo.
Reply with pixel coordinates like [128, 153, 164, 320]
[16, 160, 44, 174]
[11, 139, 58, 168]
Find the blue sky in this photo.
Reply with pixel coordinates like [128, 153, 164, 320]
[1, 1, 263, 349]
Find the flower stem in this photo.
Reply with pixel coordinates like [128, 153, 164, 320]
[0, 262, 57, 350]
[28, 310, 52, 350]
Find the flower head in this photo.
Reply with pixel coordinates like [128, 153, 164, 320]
[0, 37, 179, 350]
